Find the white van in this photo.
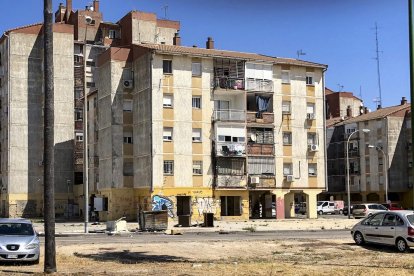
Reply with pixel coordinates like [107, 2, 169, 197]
[317, 201, 343, 215]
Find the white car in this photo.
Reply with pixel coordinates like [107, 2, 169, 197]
[0, 218, 40, 263]
[351, 210, 414, 252]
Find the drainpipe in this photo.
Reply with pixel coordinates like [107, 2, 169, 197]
[4, 33, 11, 208]
[322, 67, 328, 194]
[150, 51, 154, 194]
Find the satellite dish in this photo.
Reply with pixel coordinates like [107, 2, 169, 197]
[250, 134, 257, 142]
[85, 16, 93, 24]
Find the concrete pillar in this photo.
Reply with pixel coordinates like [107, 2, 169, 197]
[284, 192, 295, 218]
[304, 190, 320, 219]
[271, 190, 288, 219]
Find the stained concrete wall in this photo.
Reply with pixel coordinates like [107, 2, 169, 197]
[132, 19, 178, 45]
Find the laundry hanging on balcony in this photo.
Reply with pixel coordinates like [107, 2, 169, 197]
[256, 96, 270, 118]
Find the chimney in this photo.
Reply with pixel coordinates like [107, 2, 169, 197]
[173, 33, 181, 46]
[364, 107, 369, 114]
[206, 37, 214, 49]
[55, 3, 66, 23]
[346, 105, 352, 117]
[401, 96, 407, 105]
[93, 0, 100, 12]
[65, 0, 72, 21]
[377, 105, 382, 110]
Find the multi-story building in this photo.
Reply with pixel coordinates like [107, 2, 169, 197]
[325, 88, 364, 119]
[0, 0, 328, 220]
[324, 97, 412, 207]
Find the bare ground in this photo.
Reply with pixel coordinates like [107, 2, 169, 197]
[1, 237, 414, 275]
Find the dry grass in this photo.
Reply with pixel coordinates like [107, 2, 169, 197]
[1, 238, 414, 275]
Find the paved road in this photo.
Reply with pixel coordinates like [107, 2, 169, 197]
[47, 230, 352, 245]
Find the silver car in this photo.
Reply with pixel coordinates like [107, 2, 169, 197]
[352, 203, 387, 218]
[0, 218, 40, 263]
[351, 210, 414, 252]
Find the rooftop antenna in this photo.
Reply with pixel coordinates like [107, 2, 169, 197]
[373, 22, 383, 108]
[373, 97, 381, 109]
[162, 5, 169, 19]
[359, 85, 363, 99]
[296, 49, 306, 59]
[337, 84, 344, 92]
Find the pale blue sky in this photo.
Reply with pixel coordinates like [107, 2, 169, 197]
[0, 0, 409, 110]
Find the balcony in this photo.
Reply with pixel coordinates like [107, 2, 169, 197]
[213, 109, 245, 122]
[247, 143, 274, 156]
[213, 77, 245, 91]
[248, 175, 276, 189]
[245, 78, 273, 92]
[216, 175, 247, 189]
[246, 112, 274, 124]
[216, 142, 245, 157]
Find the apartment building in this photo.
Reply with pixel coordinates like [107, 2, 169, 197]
[324, 97, 413, 208]
[0, 0, 327, 220]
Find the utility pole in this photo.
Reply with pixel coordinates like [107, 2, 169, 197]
[409, 0, 414, 210]
[43, 0, 57, 273]
[374, 23, 383, 109]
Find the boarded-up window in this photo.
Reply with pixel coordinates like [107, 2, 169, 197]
[247, 157, 275, 175]
[221, 196, 241, 216]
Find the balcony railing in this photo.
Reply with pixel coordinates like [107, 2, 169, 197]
[216, 142, 246, 157]
[245, 78, 273, 92]
[216, 175, 247, 188]
[213, 109, 245, 122]
[214, 77, 245, 90]
[248, 175, 276, 189]
[247, 143, 274, 155]
[246, 112, 274, 124]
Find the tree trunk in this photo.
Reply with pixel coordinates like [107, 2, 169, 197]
[43, 0, 56, 273]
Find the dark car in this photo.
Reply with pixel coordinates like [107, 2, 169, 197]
[343, 205, 353, 216]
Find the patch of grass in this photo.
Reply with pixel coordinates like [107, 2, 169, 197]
[242, 226, 256, 232]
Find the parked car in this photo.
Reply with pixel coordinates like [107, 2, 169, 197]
[317, 201, 344, 215]
[381, 203, 404, 210]
[352, 203, 388, 218]
[298, 202, 307, 215]
[0, 218, 40, 264]
[343, 205, 353, 216]
[351, 210, 414, 252]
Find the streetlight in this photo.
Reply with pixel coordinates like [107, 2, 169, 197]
[368, 145, 388, 203]
[346, 128, 370, 218]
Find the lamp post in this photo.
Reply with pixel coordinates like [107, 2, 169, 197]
[368, 145, 388, 203]
[346, 128, 370, 218]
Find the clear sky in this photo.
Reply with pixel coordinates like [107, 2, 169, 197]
[0, 0, 409, 110]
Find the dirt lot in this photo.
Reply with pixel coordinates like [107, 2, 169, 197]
[1, 237, 414, 275]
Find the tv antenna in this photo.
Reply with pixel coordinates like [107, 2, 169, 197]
[296, 49, 306, 59]
[337, 84, 344, 92]
[373, 22, 383, 108]
[373, 97, 381, 109]
[162, 5, 169, 19]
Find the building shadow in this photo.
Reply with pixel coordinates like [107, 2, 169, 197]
[74, 250, 187, 264]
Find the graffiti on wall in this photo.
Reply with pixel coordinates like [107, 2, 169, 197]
[194, 197, 219, 216]
[152, 195, 174, 217]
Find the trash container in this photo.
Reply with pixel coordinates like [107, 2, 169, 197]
[203, 212, 214, 227]
[178, 215, 191, 227]
[139, 210, 168, 231]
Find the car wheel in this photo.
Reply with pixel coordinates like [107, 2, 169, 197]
[318, 210, 323, 215]
[396, 238, 409, 253]
[354, 231, 365, 245]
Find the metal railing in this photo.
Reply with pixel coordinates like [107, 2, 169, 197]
[245, 78, 273, 92]
[216, 175, 247, 188]
[213, 109, 245, 122]
[216, 142, 246, 157]
[214, 77, 245, 90]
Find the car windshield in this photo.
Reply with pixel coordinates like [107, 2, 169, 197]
[0, 223, 34, 236]
[378, 205, 387, 210]
[407, 214, 414, 225]
[317, 202, 323, 206]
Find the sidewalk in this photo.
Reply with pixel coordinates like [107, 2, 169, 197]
[33, 217, 358, 236]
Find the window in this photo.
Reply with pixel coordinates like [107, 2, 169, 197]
[382, 214, 396, 226]
[192, 128, 202, 142]
[283, 163, 293, 176]
[218, 135, 245, 143]
[75, 89, 82, 99]
[216, 158, 244, 175]
[192, 96, 201, 109]
[163, 60, 172, 74]
[307, 103, 315, 115]
[221, 196, 241, 216]
[306, 74, 314, 85]
[163, 160, 174, 175]
[368, 213, 386, 226]
[74, 44, 83, 56]
[283, 132, 292, 145]
[282, 101, 291, 114]
[248, 128, 273, 144]
[247, 157, 275, 175]
[86, 60, 95, 67]
[308, 164, 317, 176]
[75, 108, 83, 121]
[193, 161, 202, 175]
[86, 82, 95, 88]
[123, 99, 133, 112]
[123, 162, 133, 176]
[108, 29, 119, 39]
[123, 132, 133, 144]
[281, 70, 290, 84]
[192, 62, 202, 76]
[376, 119, 382, 129]
[163, 127, 173, 141]
[74, 55, 82, 63]
[75, 133, 83, 142]
[163, 95, 173, 108]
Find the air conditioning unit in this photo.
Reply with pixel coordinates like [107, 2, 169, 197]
[307, 113, 315, 120]
[250, 176, 260, 184]
[285, 175, 294, 182]
[123, 79, 134, 89]
[308, 144, 319, 152]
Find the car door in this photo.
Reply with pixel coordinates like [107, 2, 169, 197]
[328, 202, 335, 214]
[379, 213, 396, 245]
[363, 213, 386, 243]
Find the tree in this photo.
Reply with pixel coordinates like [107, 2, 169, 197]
[43, 0, 57, 273]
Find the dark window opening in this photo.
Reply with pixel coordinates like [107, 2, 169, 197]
[176, 196, 191, 216]
[221, 196, 241, 216]
[163, 60, 172, 74]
